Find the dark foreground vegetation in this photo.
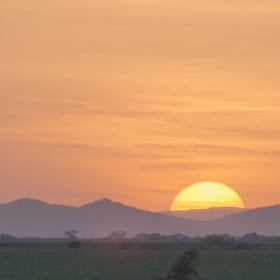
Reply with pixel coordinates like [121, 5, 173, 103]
[154, 248, 200, 280]
[1, 236, 280, 280]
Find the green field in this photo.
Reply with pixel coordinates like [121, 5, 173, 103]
[0, 242, 280, 280]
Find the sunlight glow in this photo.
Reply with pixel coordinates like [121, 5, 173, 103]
[171, 182, 244, 211]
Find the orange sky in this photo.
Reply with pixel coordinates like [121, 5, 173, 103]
[1, 0, 280, 211]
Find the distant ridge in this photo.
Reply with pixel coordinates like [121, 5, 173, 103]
[0, 198, 280, 238]
[161, 207, 247, 221]
[207, 204, 280, 236]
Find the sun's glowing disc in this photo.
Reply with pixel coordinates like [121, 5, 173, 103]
[171, 182, 244, 211]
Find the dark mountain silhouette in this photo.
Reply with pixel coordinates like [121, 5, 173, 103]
[0, 198, 204, 238]
[205, 205, 280, 236]
[161, 207, 247, 221]
[0, 198, 279, 238]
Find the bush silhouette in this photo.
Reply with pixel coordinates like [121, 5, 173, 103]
[155, 249, 199, 280]
[201, 234, 235, 246]
[64, 230, 78, 240]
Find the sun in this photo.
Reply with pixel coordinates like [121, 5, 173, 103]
[171, 182, 244, 211]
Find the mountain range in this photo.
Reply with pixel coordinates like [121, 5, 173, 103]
[0, 198, 279, 238]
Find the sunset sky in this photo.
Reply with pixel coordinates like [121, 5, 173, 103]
[1, 0, 280, 211]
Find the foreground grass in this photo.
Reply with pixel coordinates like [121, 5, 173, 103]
[0, 242, 280, 279]
[198, 250, 280, 280]
[0, 246, 180, 280]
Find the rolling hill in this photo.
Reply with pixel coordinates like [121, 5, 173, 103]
[0, 198, 203, 238]
[206, 205, 280, 236]
[0, 198, 279, 238]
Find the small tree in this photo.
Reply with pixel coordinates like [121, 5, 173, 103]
[155, 249, 199, 280]
[64, 230, 78, 240]
[201, 234, 235, 246]
[240, 232, 262, 243]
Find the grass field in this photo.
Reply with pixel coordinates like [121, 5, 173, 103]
[199, 250, 280, 280]
[0, 242, 280, 279]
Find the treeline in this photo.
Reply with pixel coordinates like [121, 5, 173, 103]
[108, 231, 280, 245]
[3, 231, 280, 245]
[200, 232, 280, 246]
[0, 234, 18, 241]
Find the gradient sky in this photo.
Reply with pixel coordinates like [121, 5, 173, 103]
[1, 0, 280, 211]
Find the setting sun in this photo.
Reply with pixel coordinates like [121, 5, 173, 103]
[171, 182, 244, 211]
